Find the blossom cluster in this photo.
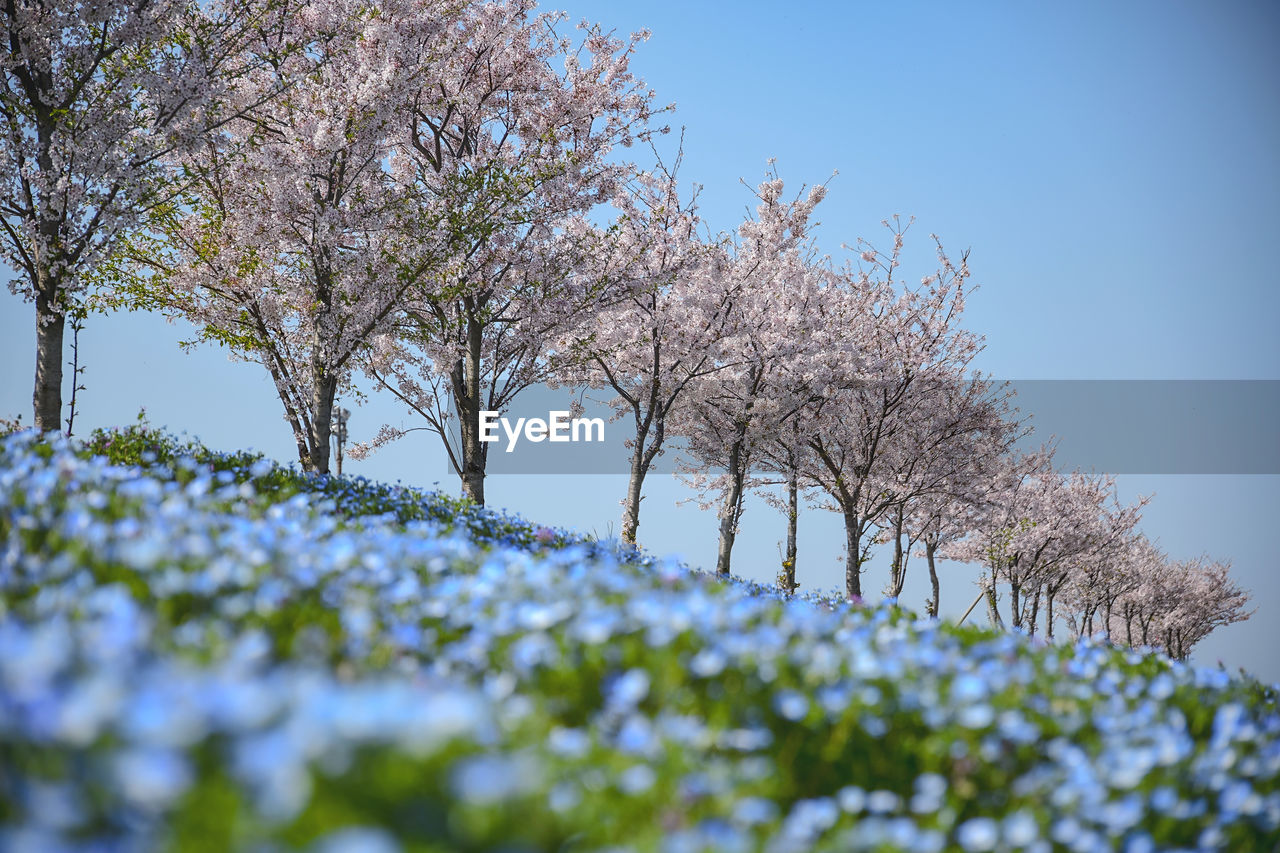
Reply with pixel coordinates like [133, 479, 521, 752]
[1, 430, 1277, 851]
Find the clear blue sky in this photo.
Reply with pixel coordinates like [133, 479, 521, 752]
[2, 1, 1277, 677]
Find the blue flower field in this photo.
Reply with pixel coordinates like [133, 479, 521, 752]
[1, 424, 1277, 852]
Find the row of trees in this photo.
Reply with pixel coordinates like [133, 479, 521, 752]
[943, 451, 1250, 659]
[2, 0, 1250, 656]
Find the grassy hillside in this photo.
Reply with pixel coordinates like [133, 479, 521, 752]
[1, 423, 1277, 852]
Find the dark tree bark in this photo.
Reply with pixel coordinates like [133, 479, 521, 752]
[782, 447, 798, 593]
[33, 288, 66, 432]
[925, 540, 940, 619]
[886, 503, 907, 600]
[450, 312, 488, 504]
[621, 406, 664, 545]
[986, 578, 1005, 629]
[841, 506, 864, 600]
[715, 432, 749, 577]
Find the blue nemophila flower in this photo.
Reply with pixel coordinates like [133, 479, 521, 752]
[689, 647, 727, 677]
[950, 672, 987, 703]
[956, 816, 1000, 851]
[114, 746, 193, 809]
[958, 702, 995, 729]
[772, 689, 809, 721]
[866, 789, 902, 814]
[910, 772, 948, 814]
[547, 726, 591, 758]
[451, 752, 543, 805]
[719, 727, 773, 752]
[311, 826, 402, 853]
[732, 796, 779, 826]
[1001, 809, 1040, 846]
[545, 778, 582, 816]
[617, 763, 657, 794]
[607, 668, 651, 710]
[615, 714, 659, 756]
[837, 785, 866, 814]
[777, 796, 838, 844]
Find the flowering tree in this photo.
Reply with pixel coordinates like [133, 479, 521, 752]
[138, 0, 444, 473]
[1158, 557, 1252, 660]
[1, 0, 270, 430]
[1062, 531, 1156, 642]
[868, 374, 1022, 613]
[797, 220, 978, 601]
[1110, 537, 1170, 648]
[942, 449, 1052, 629]
[674, 171, 835, 577]
[1107, 548, 1252, 660]
[550, 154, 731, 544]
[351, 2, 663, 505]
[948, 452, 1147, 636]
[1038, 474, 1147, 638]
[358, 214, 611, 495]
[752, 415, 814, 594]
[908, 479, 988, 619]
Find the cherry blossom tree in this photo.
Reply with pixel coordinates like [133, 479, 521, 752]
[947, 450, 1148, 637]
[1062, 530, 1155, 642]
[552, 155, 727, 544]
[873, 374, 1019, 605]
[358, 216, 610, 493]
[137, 0, 446, 473]
[1, 0, 273, 430]
[866, 375, 1023, 614]
[1158, 557, 1252, 660]
[356, 1, 664, 504]
[1112, 536, 1173, 648]
[909, 480, 988, 619]
[1039, 475, 1148, 638]
[942, 449, 1052, 629]
[752, 415, 813, 594]
[673, 170, 835, 577]
[1107, 548, 1252, 660]
[797, 219, 979, 601]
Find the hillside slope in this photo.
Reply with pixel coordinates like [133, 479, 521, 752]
[1, 425, 1277, 851]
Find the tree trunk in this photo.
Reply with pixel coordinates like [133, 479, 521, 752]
[715, 436, 748, 577]
[1009, 579, 1022, 631]
[1046, 590, 1056, 639]
[986, 576, 1004, 629]
[298, 263, 337, 474]
[886, 504, 906, 599]
[451, 311, 487, 505]
[622, 446, 646, 545]
[1028, 586, 1042, 636]
[783, 448, 798, 593]
[841, 505, 862, 600]
[305, 372, 337, 475]
[31, 108, 66, 433]
[621, 416, 664, 545]
[33, 287, 66, 432]
[925, 540, 940, 619]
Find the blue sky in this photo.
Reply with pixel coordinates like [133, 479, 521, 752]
[2, 1, 1277, 677]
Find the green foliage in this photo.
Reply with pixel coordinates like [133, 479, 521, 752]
[0, 426, 1276, 851]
